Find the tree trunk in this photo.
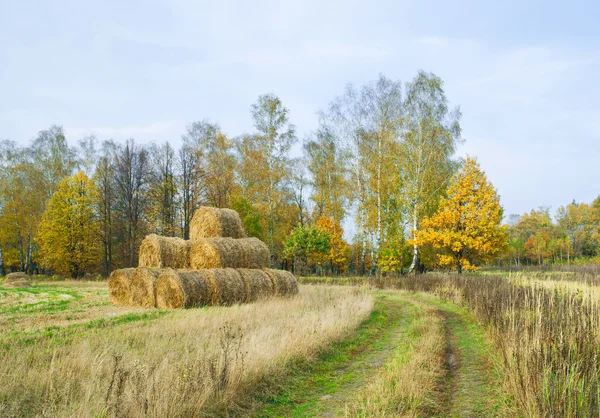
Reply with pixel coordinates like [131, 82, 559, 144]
[373, 134, 382, 275]
[18, 232, 24, 272]
[0, 246, 5, 277]
[407, 205, 419, 275]
[26, 237, 33, 275]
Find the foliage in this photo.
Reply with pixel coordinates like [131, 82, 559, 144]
[378, 237, 412, 273]
[37, 172, 101, 278]
[417, 157, 508, 273]
[237, 94, 298, 265]
[314, 216, 351, 272]
[283, 225, 331, 268]
[231, 196, 264, 239]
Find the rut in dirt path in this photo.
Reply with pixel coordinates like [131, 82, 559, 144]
[413, 296, 507, 418]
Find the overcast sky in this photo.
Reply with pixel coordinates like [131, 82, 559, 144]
[1, 0, 599, 218]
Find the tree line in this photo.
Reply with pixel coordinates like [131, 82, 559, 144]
[0, 71, 513, 278]
[502, 199, 600, 267]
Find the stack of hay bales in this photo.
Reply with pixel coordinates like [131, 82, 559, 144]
[108, 206, 299, 309]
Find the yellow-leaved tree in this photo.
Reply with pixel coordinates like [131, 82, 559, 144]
[417, 157, 508, 273]
[37, 171, 101, 278]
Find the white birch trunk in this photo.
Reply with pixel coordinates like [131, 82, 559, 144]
[407, 205, 418, 274]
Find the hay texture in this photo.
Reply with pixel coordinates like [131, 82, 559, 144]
[156, 269, 217, 309]
[139, 234, 191, 269]
[130, 267, 167, 308]
[108, 268, 136, 306]
[212, 268, 248, 305]
[237, 268, 273, 302]
[190, 238, 269, 269]
[243, 237, 270, 268]
[190, 206, 245, 241]
[2, 272, 31, 288]
[264, 269, 299, 297]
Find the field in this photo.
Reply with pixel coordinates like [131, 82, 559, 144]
[1, 272, 600, 417]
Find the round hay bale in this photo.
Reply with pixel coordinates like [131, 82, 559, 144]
[243, 237, 270, 268]
[139, 234, 191, 269]
[190, 238, 245, 269]
[211, 268, 247, 305]
[264, 269, 299, 296]
[156, 269, 217, 309]
[108, 268, 136, 306]
[237, 269, 274, 302]
[190, 206, 245, 241]
[130, 267, 166, 308]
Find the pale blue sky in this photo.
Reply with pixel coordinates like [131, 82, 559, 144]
[1, 0, 599, 218]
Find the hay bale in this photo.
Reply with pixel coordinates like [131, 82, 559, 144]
[243, 237, 270, 268]
[237, 269, 274, 301]
[139, 234, 191, 269]
[190, 238, 244, 269]
[212, 268, 248, 305]
[155, 269, 217, 309]
[190, 206, 245, 241]
[190, 238, 269, 269]
[2, 272, 31, 288]
[264, 269, 299, 297]
[108, 268, 136, 306]
[6, 272, 27, 281]
[130, 267, 168, 308]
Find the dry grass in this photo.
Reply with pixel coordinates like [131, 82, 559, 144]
[138, 234, 191, 269]
[0, 284, 372, 417]
[383, 273, 600, 417]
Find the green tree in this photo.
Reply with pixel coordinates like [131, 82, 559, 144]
[37, 172, 101, 278]
[283, 225, 330, 273]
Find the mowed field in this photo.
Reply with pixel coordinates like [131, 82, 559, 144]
[1, 272, 600, 417]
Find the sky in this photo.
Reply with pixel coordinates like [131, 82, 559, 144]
[1, 0, 599, 220]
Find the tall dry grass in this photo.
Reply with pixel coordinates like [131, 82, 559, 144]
[387, 273, 600, 417]
[0, 285, 372, 417]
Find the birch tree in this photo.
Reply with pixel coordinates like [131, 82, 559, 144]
[304, 129, 349, 223]
[238, 94, 297, 265]
[321, 75, 403, 273]
[402, 71, 462, 274]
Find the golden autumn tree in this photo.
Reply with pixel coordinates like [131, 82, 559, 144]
[37, 171, 101, 278]
[417, 157, 508, 273]
[314, 216, 351, 273]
